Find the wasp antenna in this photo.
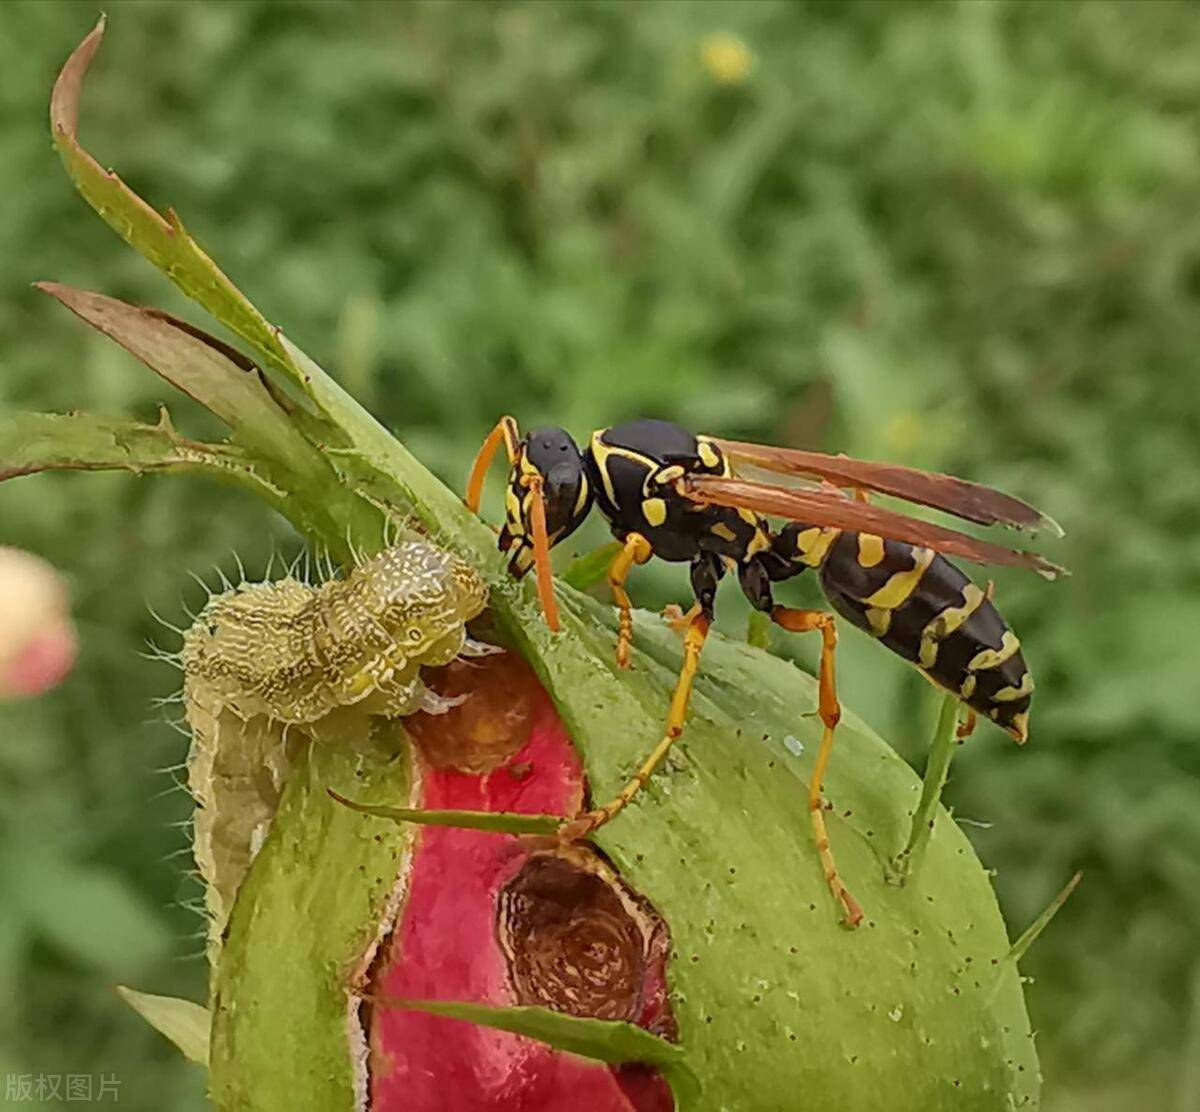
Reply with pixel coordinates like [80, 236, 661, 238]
[526, 475, 561, 632]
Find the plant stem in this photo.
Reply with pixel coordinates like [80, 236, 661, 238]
[888, 692, 960, 885]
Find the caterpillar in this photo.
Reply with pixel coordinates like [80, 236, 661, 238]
[179, 540, 493, 957]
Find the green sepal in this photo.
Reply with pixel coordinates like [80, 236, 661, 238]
[116, 986, 210, 1066]
[328, 790, 562, 836]
[562, 541, 621, 591]
[378, 997, 700, 1105]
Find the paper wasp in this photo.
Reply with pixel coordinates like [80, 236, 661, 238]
[466, 417, 1062, 926]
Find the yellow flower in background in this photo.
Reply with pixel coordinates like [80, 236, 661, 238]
[0, 546, 76, 700]
[884, 411, 924, 457]
[700, 32, 753, 85]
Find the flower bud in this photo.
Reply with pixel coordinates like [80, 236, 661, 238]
[0, 547, 76, 700]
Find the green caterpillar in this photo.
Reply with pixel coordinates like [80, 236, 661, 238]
[179, 540, 492, 957]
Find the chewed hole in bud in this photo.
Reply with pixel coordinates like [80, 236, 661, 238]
[406, 649, 538, 773]
[497, 847, 674, 1032]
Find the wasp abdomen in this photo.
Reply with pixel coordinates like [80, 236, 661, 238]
[815, 531, 1033, 741]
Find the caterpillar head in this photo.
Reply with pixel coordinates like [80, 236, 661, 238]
[356, 542, 488, 627]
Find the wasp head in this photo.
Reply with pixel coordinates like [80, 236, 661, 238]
[500, 426, 593, 579]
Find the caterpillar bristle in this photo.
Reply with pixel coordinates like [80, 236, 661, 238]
[231, 549, 247, 585]
[145, 604, 186, 638]
[139, 644, 183, 668]
[150, 776, 190, 802]
[187, 569, 216, 599]
[213, 563, 233, 593]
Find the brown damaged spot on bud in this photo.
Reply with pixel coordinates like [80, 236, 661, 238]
[406, 649, 539, 773]
[497, 844, 676, 1039]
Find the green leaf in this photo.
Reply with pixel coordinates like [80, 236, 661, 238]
[50, 17, 313, 405]
[32, 282, 383, 553]
[116, 986, 210, 1066]
[36, 283, 299, 452]
[328, 791, 561, 835]
[0, 410, 289, 510]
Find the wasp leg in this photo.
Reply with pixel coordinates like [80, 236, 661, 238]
[607, 533, 653, 669]
[662, 602, 701, 635]
[771, 605, 864, 929]
[956, 708, 978, 739]
[559, 611, 711, 841]
[465, 415, 520, 513]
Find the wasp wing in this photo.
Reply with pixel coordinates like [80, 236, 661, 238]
[712, 438, 1062, 537]
[682, 474, 1065, 579]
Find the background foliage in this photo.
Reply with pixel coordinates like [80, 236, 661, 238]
[1, 2, 1197, 1109]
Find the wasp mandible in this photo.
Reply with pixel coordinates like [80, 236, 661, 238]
[466, 417, 1063, 926]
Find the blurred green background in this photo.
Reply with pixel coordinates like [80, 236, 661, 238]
[1, 1, 1198, 1108]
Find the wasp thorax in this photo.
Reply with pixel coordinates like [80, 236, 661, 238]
[497, 848, 673, 1031]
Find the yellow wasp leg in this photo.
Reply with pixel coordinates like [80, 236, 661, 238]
[771, 605, 864, 929]
[465, 415, 520, 513]
[662, 602, 702, 635]
[560, 612, 710, 840]
[607, 532, 653, 669]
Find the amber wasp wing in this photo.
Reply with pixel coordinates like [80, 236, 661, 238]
[710, 437, 1063, 537]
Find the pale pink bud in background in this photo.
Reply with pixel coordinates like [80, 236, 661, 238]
[0, 546, 77, 700]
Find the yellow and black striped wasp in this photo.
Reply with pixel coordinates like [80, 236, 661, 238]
[467, 417, 1063, 926]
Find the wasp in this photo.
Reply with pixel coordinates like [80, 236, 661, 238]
[466, 417, 1062, 926]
